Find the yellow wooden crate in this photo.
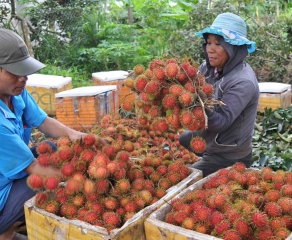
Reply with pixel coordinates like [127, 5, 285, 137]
[26, 74, 72, 115]
[55, 86, 118, 131]
[24, 168, 202, 240]
[144, 168, 292, 240]
[258, 82, 291, 112]
[92, 71, 136, 107]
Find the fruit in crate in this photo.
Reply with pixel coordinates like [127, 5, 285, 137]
[163, 162, 292, 239]
[28, 113, 199, 233]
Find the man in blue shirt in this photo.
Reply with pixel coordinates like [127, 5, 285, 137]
[0, 29, 87, 239]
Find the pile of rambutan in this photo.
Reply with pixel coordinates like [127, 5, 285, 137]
[123, 57, 224, 155]
[28, 114, 199, 233]
[163, 162, 292, 240]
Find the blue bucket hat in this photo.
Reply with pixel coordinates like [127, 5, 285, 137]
[196, 12, 256, 53]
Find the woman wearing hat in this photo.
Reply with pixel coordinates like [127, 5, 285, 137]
[179, 12, 259, 177]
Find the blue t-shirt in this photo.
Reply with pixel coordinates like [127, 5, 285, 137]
[0, 89, 47, 211]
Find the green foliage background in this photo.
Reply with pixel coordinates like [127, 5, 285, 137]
[1, 0, 291, 87]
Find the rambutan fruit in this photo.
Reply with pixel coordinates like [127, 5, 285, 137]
[269, 217, 286, 231]
[153, 67, 166, 81]
[210, 211, 226, 226]
[281, 184, 292, 197]
[65, 178, 82, 195]
[234, 218, 251, 237]
[36, 142, 53, 155]
[102, 145, 116, 159]
[201, 83, 214, 97]
[103, 212, 121, 227]
[84, 210, 99, 225]
[278, 197, 292, 214]
[63, 203, 78, 219]
[79, 149, 95, 162]
[57, 146, 74, 163]
[265, 189, 281, 202]
[264, 202, 282, 217]
[194, 222, 208, 234]
[185, 65, 197, 78]
[155, 188, 166, 198]
[60, 162, 75, 178]
[57, 136, 71, 147]
[144, 80, 160, 95]
[104, 197, 119, 211]
[162, 94, 178, 109]
[213, 193, 228, 209]
[83, 179, 95, 195]
[148, 106, 161, 119]
[144, 68, 153, 79]
[34, 192, 49, 209]
[27, 174, 44, 190]
[178, 91, 194, 107]
[165, 62, 180, 79]
[194, 205, 211, 222]
[173, 211, 189, 225]
[254, 228, 274, 240]
[180, 110, 195, 127]
[156, 118, 169, 133]
[106, 161, 119, 175]
[83, 134, 97, 147]
[133, 64, 145, 75]
[213, 219, 231, 235]
[134, 75, 148, 92]
[54, 186, 68, 204]
[116, 178, 131, 194]
[169, 84, 184, 97]
[165, 112, 181, 130]
[181, 217, 195, 230]
[116, 151, 130, 163]
[124, 202, 138, 213]
[251, 211, 269, 228]
[232, 162, 247, 173]
[72, 193, 86, 207]
[92, 153, 110, 166]
[94, 166, 109, 180]
[121, 101, 134, 112]
[177, 72, 187, 83]
[113, 167, 126, 180]
[274, 227, 291, 239]
[149, 59, 165, 70]
[139, 190, 153, 205]
[45, 200, 59, 214]
[123, 140, 135, 152]
[44, 175, 59, 191]
[124, 77, 134, 89]
[37, 154, 51, 167]
[221, 229, 241, 240]
[189, 136, 206, 154]
[96, 179, 110, 194]
[183, 81, 196, 93]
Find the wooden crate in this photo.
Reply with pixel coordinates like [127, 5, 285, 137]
[258, 82, 291, 112]
[55, 86, 117, 131]
[26, 74, 72, 115]
[92, 71, 136, 107]
[144, 169, 292, 240]
[24, 168, 202, 240]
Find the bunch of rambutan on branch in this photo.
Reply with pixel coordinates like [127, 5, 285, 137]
[121, 57, 225, 154]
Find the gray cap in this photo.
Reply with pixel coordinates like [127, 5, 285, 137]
[0, 29, 45, 76]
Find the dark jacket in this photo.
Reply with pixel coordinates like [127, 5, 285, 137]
[198, 35, 259, 159]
